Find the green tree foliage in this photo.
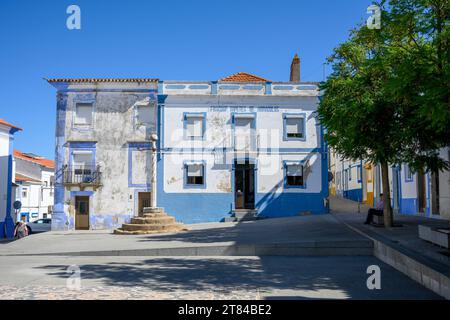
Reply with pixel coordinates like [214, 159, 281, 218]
[318, 0, 449, 227]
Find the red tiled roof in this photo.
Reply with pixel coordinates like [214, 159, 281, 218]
[0, 119, 22, 131]
[15, 173, 41, 183]
[14, 150, 55, 169]
[46, 78, 158, 83]
[219, 72, 268, 83]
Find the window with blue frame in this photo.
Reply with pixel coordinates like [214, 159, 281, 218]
[74, 103, 93, 127]
[285, 163, 304, 187]
[405, 165, 413, 182]
[185, 163, 205, 186]
[184, 113, 205, 140]
[283, 114, 305, 140]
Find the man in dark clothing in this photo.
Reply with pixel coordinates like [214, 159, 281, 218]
[365, 193, 384, 225]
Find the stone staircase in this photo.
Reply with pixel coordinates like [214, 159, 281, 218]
[114, 207, 187, 235]
[224, 209, 259, 222]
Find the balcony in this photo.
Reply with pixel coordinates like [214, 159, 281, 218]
[63, 165, 102, 190]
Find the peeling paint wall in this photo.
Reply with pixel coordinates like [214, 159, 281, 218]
[53, 82, 157, 230]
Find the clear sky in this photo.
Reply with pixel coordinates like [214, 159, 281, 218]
[0, 0, 373, 159]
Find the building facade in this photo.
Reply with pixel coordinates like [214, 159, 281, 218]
[0, 119, 22, 238]
[49, 64, 329, 230]
[331, 148, 450, 219]
[49, 79, 159, 231]
[13, 150, 55, 222]
[158, 74, 328, 223]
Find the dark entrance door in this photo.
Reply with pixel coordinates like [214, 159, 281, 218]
[75, 196, 89, 230]
[234, 161, 255, 209]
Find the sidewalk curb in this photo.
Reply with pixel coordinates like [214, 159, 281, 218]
[336, 216, 450, 300]
[0, 241, 373, 257]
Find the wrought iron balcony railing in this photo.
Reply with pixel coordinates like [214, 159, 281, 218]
[63, 165, 102, 187]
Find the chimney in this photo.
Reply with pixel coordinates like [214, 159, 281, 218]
[290, 53, 300, 82]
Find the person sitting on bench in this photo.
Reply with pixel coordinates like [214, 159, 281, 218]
[365, 193, 384, 225]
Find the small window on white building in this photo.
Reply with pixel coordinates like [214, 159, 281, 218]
[22, 188, 28, 198]
[185, 163, 205, 186]
[285, 163, 304, 187]
[74, 103, 93, 126]
[349, 167, 352, 181]
[405, 165, 413, 182]
[357, 165, 361, 182]
[284, 115, 305, 140]
[136, 105, 153, 126]
[185, 114, 204, 139]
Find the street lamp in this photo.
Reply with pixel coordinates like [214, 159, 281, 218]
[150, 133, 158, 209]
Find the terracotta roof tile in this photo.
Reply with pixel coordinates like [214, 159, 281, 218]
[0, 119, 22, 131]
[14, 150, 55, 169]
[219, 72, 268, 83]
[46, 78, 158, 83]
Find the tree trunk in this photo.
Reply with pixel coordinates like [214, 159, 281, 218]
[381, 162, 393, 228]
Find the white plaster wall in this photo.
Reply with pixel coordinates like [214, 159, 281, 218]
[63, 89, 157, 219]
[0, 126, 12, 221]
[438, 148, 450, 217]
[401, 170, 417, 199]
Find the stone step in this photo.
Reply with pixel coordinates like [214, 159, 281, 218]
[121, 223, 184, 232]
[143, 207, 165, 214]
[232, 209, 258, 221]
[131, 216, 176, 225]
[142, 212, 167, 218]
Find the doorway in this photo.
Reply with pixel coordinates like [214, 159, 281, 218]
[365, 165, 374, 206]
[138, 192, 151, 216]
[417, 169, 426, 213]
[234, 160, 255, 209]
[75, 196, 90, 230]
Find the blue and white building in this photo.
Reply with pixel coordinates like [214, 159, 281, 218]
[0, 119, 22, 238]
[157, 73, 328, 223]
[48, 59, 329, 230]
[331, 148, 450, 220]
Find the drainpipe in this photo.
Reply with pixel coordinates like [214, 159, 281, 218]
[150, 133, 158, 208]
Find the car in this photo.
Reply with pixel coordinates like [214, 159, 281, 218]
[27, 218, 52, 234]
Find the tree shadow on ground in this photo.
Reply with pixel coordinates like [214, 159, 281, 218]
[34, 256, 440, 299]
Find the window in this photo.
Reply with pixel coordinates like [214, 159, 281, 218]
[357, 165, 362, 182]
[284, 115, 305, 140]
[22, 188, 27, 198]
[136, 105, 153, 126]
[72, 151, 94, 182]
[405, 165, 413, 182]
[185, 163, 205, 186]
[349, 167, 352, 181]
[184, 114, 205, 139]
[74, 103, 93, 126]
[285, 163, 304, 187]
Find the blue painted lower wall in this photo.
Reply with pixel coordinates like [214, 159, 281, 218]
[400, 198, 417, 215]
[256, 192, 326, 218]
[344, 188, 363, 202]
[158, 191, 327, 223]
[159, 193, 234, 224]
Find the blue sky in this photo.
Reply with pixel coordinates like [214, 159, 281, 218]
[0, 0, 373, 159]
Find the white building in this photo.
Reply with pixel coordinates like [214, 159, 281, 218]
[0, 119, 22, 239]
[13, 150, 55, 222]
[158, 71, 328, 223]
[49, 57, 329, 230]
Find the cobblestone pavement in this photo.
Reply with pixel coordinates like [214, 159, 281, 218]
[0, 256, 441, 300]
[0, 285, 259, 300]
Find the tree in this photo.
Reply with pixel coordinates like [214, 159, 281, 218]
[319, 0, 450, 227]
